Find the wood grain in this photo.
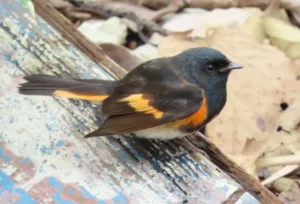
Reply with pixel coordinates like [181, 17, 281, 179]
[0, 0, 254, 203]
[29, 0, 281, 203]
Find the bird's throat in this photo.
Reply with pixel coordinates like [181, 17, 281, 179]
[202, 79, 227, 123]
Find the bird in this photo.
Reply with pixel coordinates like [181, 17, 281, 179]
[19, 47, 243, 140]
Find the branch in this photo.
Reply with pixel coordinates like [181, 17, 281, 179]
[138, 0, 288, 10]
[68, 1, 170, 36]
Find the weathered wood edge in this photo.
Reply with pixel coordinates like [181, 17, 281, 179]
[177, 134, 282, 203]
[0, 0, 249, 203]
[0, 2, 191, 203]
[18, 0, 276, 203]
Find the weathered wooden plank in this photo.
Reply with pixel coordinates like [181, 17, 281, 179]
[0, 0, 261, 203]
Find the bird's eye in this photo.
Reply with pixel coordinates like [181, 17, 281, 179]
[206, 65, 215, 72]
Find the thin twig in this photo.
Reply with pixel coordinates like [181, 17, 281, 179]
[261, 165, 299, 185]
[257, 154, 300, 168]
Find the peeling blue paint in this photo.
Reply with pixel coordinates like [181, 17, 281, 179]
[74, 154, 81, 159]
[45, 123, 53, 132]
[80, 186, 96, 199]
[47, 178, 107, 203]
[220, 184, 230, 192]
[0, 170, 36, 203]
[35, 144, 39, 151]
[48, 177, 74, 204]
[0, 147, 12, 163]
[204, 195, 212, 201]
[119, 151, 126, 161]
[9, 117, 14, 124]
[55, 140, 64, 147]
[22, 157, 30, 163]
[113, 192, 127, 204]
[68, 188, 75, 195]
[68, 46, 80, 57]
[40, 145, 52, 155]
[14, 188, 37, 204]
[0, 170, 14, 192]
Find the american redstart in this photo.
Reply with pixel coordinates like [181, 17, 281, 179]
[19, 47, 243, 140]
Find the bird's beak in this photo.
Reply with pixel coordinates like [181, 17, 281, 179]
[220, 62, 243, 72]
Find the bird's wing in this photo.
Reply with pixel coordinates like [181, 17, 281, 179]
[85, 81, 206, 137]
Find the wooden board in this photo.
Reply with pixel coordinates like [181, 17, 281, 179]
[0, 1, 261, 203]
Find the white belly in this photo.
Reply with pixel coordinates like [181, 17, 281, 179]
[134, 125, 186, 140]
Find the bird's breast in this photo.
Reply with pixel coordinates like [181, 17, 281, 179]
[134, 125, 185, 140]
[170, 96, 208, 131]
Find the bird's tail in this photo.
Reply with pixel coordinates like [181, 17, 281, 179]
[19, 74, 116, 101]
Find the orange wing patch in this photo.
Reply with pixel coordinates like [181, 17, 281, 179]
[171, 97, 208, 127]
[54, 90, 109, 101]
[119, 94, 164, 119]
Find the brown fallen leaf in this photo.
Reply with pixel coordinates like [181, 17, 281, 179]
[257, 95, 300, 182]
[278, 179, 300, 204]
[158, 27, 300, 175]
[208, 28, 300, 175]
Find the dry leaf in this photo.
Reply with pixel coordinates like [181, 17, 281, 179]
[278, 95, 300, 133]
[162, 8, 259, 38]
[158, 27, 300, 175]
[273, 177, 295, 193]
[241, 9, 266, 43]
[162, 9, 208, 33]
[278, 179, 300, 204]
[78, 17, 128, 45]
[190, 8, 260, 38]
[263, 0, 300, 59]
[263, 95, 300, 161]
[208, 29, 300, 175]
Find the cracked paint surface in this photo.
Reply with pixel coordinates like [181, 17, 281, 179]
[0, 0, 260, 203]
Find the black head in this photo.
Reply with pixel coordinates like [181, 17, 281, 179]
[173, 47, 243, 87]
